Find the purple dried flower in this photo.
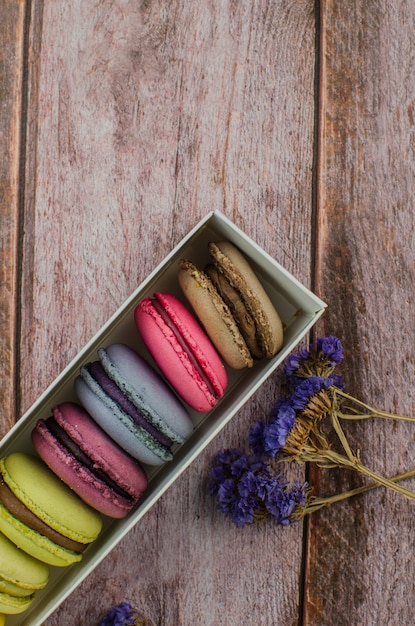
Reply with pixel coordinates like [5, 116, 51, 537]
[265, 402, 296, 455]
[316, 336, 344, 365]
[283, 336, 344, 389]
[328, 373, 345, 389]
[99, 602, 139, 626]
[209, 449, 269, 527]
[209, 449, 307, 527]
[248, 420, 268, 457]
[283, 348, 310, 377]
[248, 377, 335, 461]
[249, 400, 297, 459]
[264, 480, 308, 525]
[290, 376, 333, 412]
[268, 482, 308, 525]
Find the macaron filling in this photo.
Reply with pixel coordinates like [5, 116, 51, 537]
[80, 364, 174, 462]
[88, 361, 173, 449]
[208, 241, 283, 358]
[205, 263, 263, 359]
[0, 477, 86, 553]
[99, 347, 188, 444]
[150, 297, 223, 400]
[42, 417, 136, 502]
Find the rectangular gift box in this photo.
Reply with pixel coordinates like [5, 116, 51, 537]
[0, 211, 326, 625]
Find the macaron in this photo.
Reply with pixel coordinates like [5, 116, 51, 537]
[0, 453, 102, 567]
[134, 293, 228, 412]
[0, 531, 49, 615]
[31, 402, 148, 519]
[177, 241, 284, 369]
[75, 343, 194, 465]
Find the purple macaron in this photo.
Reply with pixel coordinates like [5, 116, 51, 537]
[74, 343, 194, 466]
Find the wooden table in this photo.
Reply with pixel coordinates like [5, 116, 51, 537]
[2, 2, 415, 624]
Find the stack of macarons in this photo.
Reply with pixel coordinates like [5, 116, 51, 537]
[0, 451, 102, 616]
[0, 342, 198, 618]
[0, 342, 199, 617]
[31, 342, 196, 523]
[0, 237, 284, 619]
[176, 241, 284, 369]
[0, 453, 102, 568]
[134, 293, 228, 412]
[133, 241, 283, 408]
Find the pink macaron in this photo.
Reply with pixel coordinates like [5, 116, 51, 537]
[134, 293, 228, 412]
[31, 402, 148, 519]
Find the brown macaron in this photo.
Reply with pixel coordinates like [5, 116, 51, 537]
[177, 241, 284, 369]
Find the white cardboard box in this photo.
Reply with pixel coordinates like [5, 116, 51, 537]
[0, 211, 326, 625]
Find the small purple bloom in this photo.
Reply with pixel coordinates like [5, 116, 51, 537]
[329, 373, 345, 389]
[209, 448, 308, 527]
[231, 497, 256, 527]
[279, 483, 307, 525]
[249, 400, 297, 459]
[248, 420, 268, 458]
[283, 348, 310, 377]
[216, 479, 239, 512]
[317, 335, 344, 365]
[265, 481, 307, 525]
[99, 602, 138, 626]
[291, 376, 333, 411]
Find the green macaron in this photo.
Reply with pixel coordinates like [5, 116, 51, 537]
[0, 453, 102, 567]
[0, 530, 49, 614]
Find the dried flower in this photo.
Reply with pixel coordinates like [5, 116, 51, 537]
[208, 448, 308, 527]
[249, 376, 333, 461]
[210, 335, 415, 527]
[284, 335, 344, 388]
[99, 602, 145, 626]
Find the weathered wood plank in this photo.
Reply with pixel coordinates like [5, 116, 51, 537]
[0, 1, 26, 438]
[16, 1, 317, 624]
[305, 1, 415, 624]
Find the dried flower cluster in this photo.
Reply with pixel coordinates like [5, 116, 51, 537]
[209, 336, 415, 527]
[209, 448, 306, 528]
[99, 602, 145, 626]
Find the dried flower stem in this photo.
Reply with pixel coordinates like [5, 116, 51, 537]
[306, 448, 415, 501]
[334, 388, 415, 422]
[329, 409, 355, 463]
[293, 466, 415, 519]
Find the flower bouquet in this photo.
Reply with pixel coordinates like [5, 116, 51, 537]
[209, 336, 415, 527]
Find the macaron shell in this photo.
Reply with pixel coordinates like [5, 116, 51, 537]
[32, 419, 146, 519]
[209, 241, 284, 357]
[32, 402, 148, 518]
[0, 578, 35, 597]
[0, 454, 102, 545]
[75, 376, 167, 466]
[135, 294, 227, 411]
[0, 502, 82, 567]
[100, 344, 194, 442]
[0, 531, 49, 592]
[0, 590, 34, 615]
[53, 402, 148, 498]
[178, 260, 253, 369]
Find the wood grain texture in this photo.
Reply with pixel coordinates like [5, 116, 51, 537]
[0, 0, 26, 438]
[7, 0, 415, 624]
[16, 1, 316, 625]
[305, 1, 415, 625]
